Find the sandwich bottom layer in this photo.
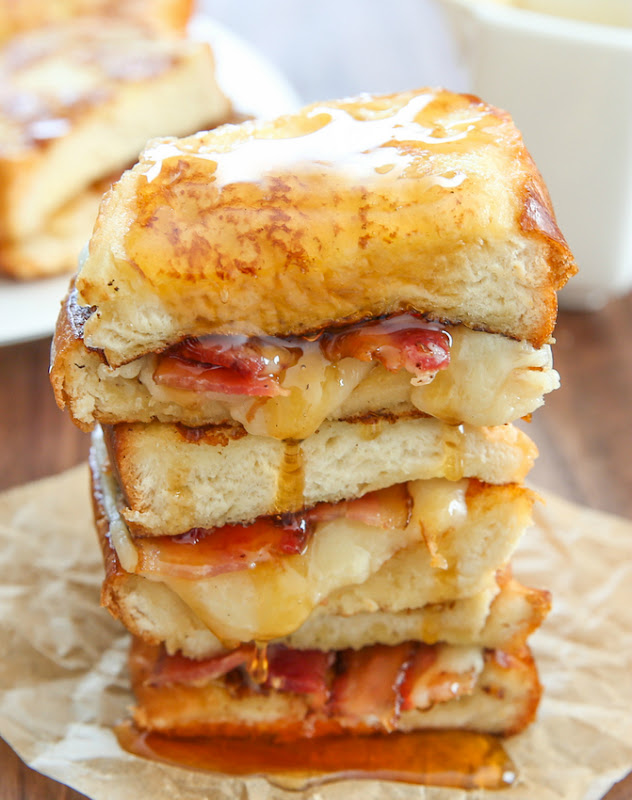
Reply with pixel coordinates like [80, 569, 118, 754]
[130, 637, 541, 740]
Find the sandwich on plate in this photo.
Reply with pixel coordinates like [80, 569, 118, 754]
[52, 89, 575, 750]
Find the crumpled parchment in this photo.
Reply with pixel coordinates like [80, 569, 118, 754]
[0, 465, 630, 800]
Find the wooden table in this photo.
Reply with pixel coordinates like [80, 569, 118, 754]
[0, 0, 630, 796]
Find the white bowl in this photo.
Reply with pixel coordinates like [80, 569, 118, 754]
[438, 0, 632, 309]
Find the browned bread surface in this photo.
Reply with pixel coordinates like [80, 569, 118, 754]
[75, 88, 576, 366]
[0, 0, 193, 41]
[0, 17, 230, 278]
[104, 418, 538, 535]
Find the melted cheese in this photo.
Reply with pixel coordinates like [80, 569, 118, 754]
[159, 516, 420, 646]
[128, 324, 558, 438]
[409, 479, 468, 569]
[95, 442, 485, 647]
[230, 353, 373, 439]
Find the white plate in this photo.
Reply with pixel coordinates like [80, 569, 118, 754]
[0, 14, 301, 348]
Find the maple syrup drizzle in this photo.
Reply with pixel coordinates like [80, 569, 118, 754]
[275, 439, 305, 512]
[441, 423, 467, 481]
[116, 724, 516, 791]
[248, 643, 270, 684]
[358, 416, 384, 441]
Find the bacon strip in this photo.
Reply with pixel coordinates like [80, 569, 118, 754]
[264, 646, 334, 707]
[145, 641, 481, 723]
[153, 314, 450, 397]
[154, 334, 301, 396]
[400, 645, 480, 711]
[147, 644, 255, 688]
[309, 482, 412, 531]
[330, 643, 416, 729]
[320, 314, 450, 379]
[134, 485, 412, 581]
[135, 516, 312, 579]
[153, 359, 289, 397]
[399, 644, 439, 710]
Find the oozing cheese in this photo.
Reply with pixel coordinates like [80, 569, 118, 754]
[122, 324, 557, 438]
[159, 515, 420, 645]
[94, 438, 529, 648]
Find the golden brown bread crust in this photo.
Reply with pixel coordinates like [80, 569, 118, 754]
[129, 638, 542, 739]
[0, 18, 231, 278]
[75, 88, 577, 367]
[104, 416, 538, 536]
[0, 0, 193, 42]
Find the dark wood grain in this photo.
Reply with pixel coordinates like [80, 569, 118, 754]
[0, 0, 630, 796]
[0, 337, 89, 491]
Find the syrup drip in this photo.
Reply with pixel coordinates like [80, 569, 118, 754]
[249, 643, 269, 684]
[275, 439, 305, 512]
[441, 423, 467, 481]
[116, 724, 516, 791]
[358, 417, 384, 441]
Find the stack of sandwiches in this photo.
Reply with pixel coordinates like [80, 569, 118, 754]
[51, 89, 576, 743]
[0, 11, 230, 279]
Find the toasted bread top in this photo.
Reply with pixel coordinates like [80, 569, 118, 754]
[0, 0, 193, 42]
[75, 88, 576, 367]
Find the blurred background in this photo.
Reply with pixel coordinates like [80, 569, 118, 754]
[206, 0, 466, 102]
[0, 1, 630, 797]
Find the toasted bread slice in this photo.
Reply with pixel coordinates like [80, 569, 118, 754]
[0, 177, 106, 278]
[0, 0, 193, 41]
[284, 573, 550, 654]
[0, 18, 230, 278]
[103, 556, 550, 660]
[72, 88, 575, 367]
[101, 418, 537, 535]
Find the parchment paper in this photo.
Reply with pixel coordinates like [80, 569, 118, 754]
[0, 465, 630, 800]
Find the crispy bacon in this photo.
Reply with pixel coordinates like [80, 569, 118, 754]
[155, 335, 302, 396]
[135, 516, 312, 579]
[320, 314, 450, 380]
[134, 485, 412, 581]
[153, 314, 450, 397]
[309, 483, 412, 531]
[145, 641, 480, 723]
[153, 359, 289, 397]
[264, 646, 334, 707]
[399, 644, 439, 710]
[330, 643, 416, 729]
[147, 644, 255, 688]
[175, 336, 300, 372]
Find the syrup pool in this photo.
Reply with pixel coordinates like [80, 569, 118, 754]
[116, 723, 516, 791]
